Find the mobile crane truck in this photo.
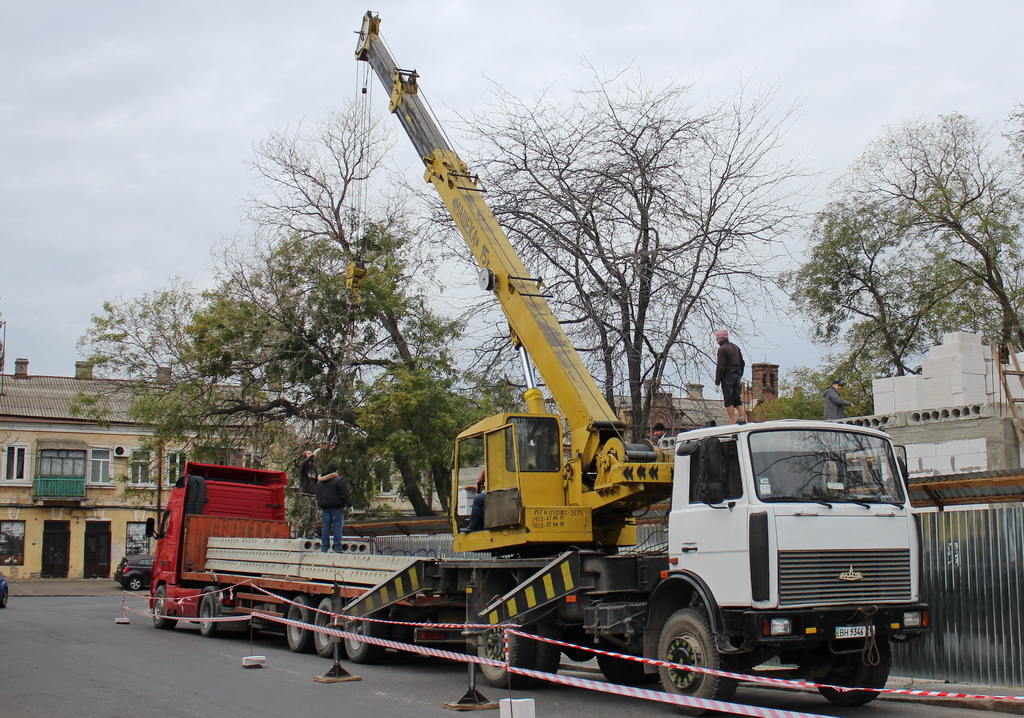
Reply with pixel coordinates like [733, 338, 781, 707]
[146, 12, 928, 713]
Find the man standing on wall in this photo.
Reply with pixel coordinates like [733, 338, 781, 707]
[714, 329, 748, 425]
[316, 461, 350, 553]
[823, 379, 853, 421]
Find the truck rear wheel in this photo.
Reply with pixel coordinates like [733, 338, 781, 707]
[152, 585, 177, 630]
[286, 594, 314, 653]
[198, 589, 222, 638]
[313, 596, 339, 659]
[817, 637, 891, 707]
[477, 624, 559, 689]
[657, 607, 737, 715]
[345, 615, 389, 664]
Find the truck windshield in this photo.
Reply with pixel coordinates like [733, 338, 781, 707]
[748, 429, 906, 505]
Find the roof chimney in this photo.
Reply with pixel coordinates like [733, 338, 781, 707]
[156, 366, 172, 383]
[75, 361, 94, 380]
[14, 357, 28, 378]
[685, 383, 704, 400]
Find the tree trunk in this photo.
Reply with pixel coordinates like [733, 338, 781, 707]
[395, 453, 435, 516]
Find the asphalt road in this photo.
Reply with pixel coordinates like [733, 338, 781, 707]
[0, 594, 1005, 718]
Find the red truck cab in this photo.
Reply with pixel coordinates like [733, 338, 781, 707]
[149, 461, 289, 621]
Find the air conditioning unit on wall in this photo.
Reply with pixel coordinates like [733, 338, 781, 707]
[113, 446, 130, 458]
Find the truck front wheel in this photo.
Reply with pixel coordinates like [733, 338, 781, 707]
[152, 585, 177, 630]
[817, 637, 891, 707]
[657, 607, 737, 715]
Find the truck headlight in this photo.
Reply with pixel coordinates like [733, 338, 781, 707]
[902, 611, 922, 628]
[769, 618, 792, 636]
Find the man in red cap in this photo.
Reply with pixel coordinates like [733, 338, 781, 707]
[714, 329, 748, 425]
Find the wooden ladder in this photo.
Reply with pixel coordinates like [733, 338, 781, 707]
[996, 345, 1024, 450]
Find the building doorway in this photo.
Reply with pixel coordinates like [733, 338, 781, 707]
[83, 522, 111, 578]
[41, 520, 71, 578]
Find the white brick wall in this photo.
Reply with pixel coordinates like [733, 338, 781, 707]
[906, 437, 989, 476]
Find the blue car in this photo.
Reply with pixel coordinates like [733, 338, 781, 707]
[0, 571, 8, 608]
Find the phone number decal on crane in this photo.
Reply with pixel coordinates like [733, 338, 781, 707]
[530, 508, 587, 530]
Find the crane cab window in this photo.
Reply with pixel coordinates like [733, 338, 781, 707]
[454, 436, 485, 519]
[508, 417, 560, 472]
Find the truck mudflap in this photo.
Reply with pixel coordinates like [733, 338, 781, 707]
[479, 551, 580, 625]
[719, 603, 929, 649]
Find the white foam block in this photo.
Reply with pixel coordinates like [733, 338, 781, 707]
[500, 699, 536, 718]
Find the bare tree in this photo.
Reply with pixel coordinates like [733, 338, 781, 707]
[462, 69, 805, 438]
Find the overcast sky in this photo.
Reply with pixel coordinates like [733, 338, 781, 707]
[2, 1, 1023, 389]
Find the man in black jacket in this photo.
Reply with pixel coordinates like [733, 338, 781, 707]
[316, 461, 351, 553]
[714, 329, 748, 425]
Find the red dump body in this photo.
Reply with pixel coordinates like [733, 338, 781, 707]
[149, 461, 290, 618]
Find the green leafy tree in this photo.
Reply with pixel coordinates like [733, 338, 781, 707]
[786, 199, 962, 376]
[792, 112, 1024, 367]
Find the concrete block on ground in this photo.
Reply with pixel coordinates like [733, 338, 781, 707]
[500, 699, 536, 718]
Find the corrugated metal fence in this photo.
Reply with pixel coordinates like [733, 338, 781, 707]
[368, 508, 1023, 686]
[893, 506, 1024, 685]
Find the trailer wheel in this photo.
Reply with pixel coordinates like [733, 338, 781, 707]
[344, 615, 388, 664]
[313, 596, 341, 659]
[817, 637, 891, 707]
[657, 607, 737, 715]
[152, 585, 177, 630]
[198, 589, 222, 638]
[286, 594, 314, 653]
[477, 625, 560, 689]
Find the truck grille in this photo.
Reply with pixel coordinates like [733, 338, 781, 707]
[777, 549, 911, 606]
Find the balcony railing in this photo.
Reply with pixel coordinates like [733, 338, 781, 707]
[34, 476, 87, 500]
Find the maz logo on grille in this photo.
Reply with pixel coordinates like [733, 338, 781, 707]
[839, 565, 864, 582]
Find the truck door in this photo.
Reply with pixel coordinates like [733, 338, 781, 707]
[670, 437, 752, 607]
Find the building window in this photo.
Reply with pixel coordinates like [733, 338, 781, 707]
[166, 450, 186, 486]
[89, 448, 112, 484]
[0, 521, 26, 565]
[129, 451, 152, 485]
[38, 449, 86, 477]
[125, 522, 149, 555]
[3, 445, 28, 481]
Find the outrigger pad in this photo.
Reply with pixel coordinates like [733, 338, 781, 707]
[441, 688, 499, 711]
[314, 662, 362, 683]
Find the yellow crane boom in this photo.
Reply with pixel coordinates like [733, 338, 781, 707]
[356, 12, 671, 553]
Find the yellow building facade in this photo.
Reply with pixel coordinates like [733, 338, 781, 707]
[0, 359, 180, 580]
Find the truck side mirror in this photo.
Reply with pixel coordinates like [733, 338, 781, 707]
[145, 517, 156, 538]
[698, 437, 727, 504]
[703, 479, 727, 505]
